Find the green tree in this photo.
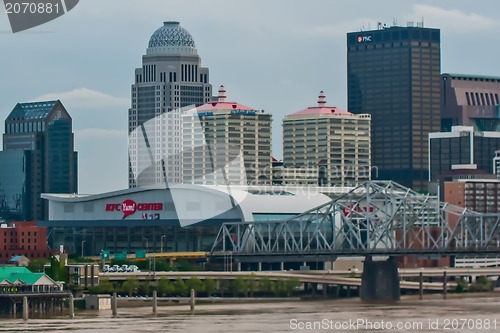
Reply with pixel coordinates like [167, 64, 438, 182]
[455, 278, 468, 293]
[259, 276, 276, 296]
[121, 276, 140, 296]
[230, 276, 248, 297]
[176, 260, 192, 272]
[138, 281, 151, 296]
[90, 277, 114, 294]
[276, 278, 288, 296]
[157, 277, 175, 296]
[285, 278, 302, 296]
[173, 278, 188, 296]
[186, 277, 205, 294]
[27, 259, 49, 273]
[155, 259, 173, 272]
[204, 278, 217, 297]
[246, 274, 259, 297]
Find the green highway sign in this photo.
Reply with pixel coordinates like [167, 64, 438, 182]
[115, 251, 127, 260]
[101, 250, 110, 260]
[135, 250, 146, 260]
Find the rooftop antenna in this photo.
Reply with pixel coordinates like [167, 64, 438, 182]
[392, 17, 397, 26]
[377, 21, 382, 30]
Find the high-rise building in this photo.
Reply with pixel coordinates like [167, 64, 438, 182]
[2, 100, 77, 220]
[0, 150, 30, 221]
[441, 73, 500, 132]
[429, 126, 500, 182]
[283, 91, 371, 186]
[347, 25, 441, 190]
[182, 86, 272, 185]
[128, 21, 212, 188]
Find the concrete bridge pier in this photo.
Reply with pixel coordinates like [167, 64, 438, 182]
[361, 257, 400, 301]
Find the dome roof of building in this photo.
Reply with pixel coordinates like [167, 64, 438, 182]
[147, 21, 197, 56]
[288, 91, 352, 117]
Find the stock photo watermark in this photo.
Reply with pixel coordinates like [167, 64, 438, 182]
[2, 0, 79, 33]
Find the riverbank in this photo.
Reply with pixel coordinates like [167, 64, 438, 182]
[91, 289, 500, 308]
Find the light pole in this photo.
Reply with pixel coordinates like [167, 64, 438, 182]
[160, 235, 166, 254]
[143, 237, 149, 253]
[81, 240, 86, 258]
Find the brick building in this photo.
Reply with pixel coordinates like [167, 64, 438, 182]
[0, 221, 55, 263]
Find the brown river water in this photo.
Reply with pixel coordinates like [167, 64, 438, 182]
[1, 294, 499, 332]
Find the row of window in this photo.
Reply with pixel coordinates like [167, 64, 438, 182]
[465, 92, 499, 106]
[5, 121, 45, 134]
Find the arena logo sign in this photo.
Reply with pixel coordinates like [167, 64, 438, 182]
[105, 200, 163, 219]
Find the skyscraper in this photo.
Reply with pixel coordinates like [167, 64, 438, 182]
[2, 100, 77, 220]
[182, 86, 272, 185]
[347, 25, 441, 190]
[283, 91, 371, 186]
[128, 21, 212, 188]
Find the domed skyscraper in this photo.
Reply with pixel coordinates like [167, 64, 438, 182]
[128, 21, 213, 188]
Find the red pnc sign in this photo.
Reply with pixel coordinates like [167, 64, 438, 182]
[105, 200, 163, 219]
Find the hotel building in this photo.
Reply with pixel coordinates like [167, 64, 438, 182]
[283, 91, 371, 186]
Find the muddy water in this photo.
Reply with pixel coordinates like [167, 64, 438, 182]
[1, 295, 499, 332]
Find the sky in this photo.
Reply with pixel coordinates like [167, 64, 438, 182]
[1, 0, 500, 194]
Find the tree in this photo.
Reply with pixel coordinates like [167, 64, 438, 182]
[230, 277, 248, 297]
[276, 278, 288, 296]
[138, 281, 151, 296]
[93, 277, 114, 294]
[121, 276, 140, 296]
[173, 278, 188, 296]
[246, 274, 259, 297]
[155, 259, 173, 272]
[204, 278, 217, 297]
[186, 277, 205, 294]
[157, 277, 175, 296]
[27, 259, 49, 273]
[259, 276, 276, 296]
[285, 278, 302, 296]
[176, 260, 192, 272]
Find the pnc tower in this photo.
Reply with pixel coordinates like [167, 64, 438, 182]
[347, 25, 441, 190]
[128, 21, 212, 188]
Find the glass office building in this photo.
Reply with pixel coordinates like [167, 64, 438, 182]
[347, 25, 441, 190]
[3, 100, 77, 220]
[0, 150, 30, 221]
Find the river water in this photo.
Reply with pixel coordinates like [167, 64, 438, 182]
[1, 295, 499, 332]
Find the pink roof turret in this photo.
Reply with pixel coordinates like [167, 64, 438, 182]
[218, 85, 227, 102]
[196, 85, 254, 111]
[288, 90, 352, 116]
[318, 90, 327, 106]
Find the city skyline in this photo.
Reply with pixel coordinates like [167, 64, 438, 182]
[1, 1, 500, 194]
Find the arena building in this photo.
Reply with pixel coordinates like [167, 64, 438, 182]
[40, 184, 335, 256]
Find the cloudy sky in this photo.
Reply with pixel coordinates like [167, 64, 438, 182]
[1, 0, 499, 194]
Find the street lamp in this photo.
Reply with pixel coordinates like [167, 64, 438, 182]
[143, 237, 149, 253]
[160, 235, 166, 254]
[81, 240, 86, 258]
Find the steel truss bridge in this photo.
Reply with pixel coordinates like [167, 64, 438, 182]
[210, 181, 500, 261]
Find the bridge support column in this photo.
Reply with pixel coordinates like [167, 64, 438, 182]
[257, 262, 262, 271]
[112, 293, 117, 317]
[443, 272, 448, 300]
[419, 272, 424, 300]
[361, 258, 400, 301]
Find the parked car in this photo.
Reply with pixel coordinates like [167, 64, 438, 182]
[127, 265, 140, 272]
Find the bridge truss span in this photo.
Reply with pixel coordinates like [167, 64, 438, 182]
[210, 181, 500, 259]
